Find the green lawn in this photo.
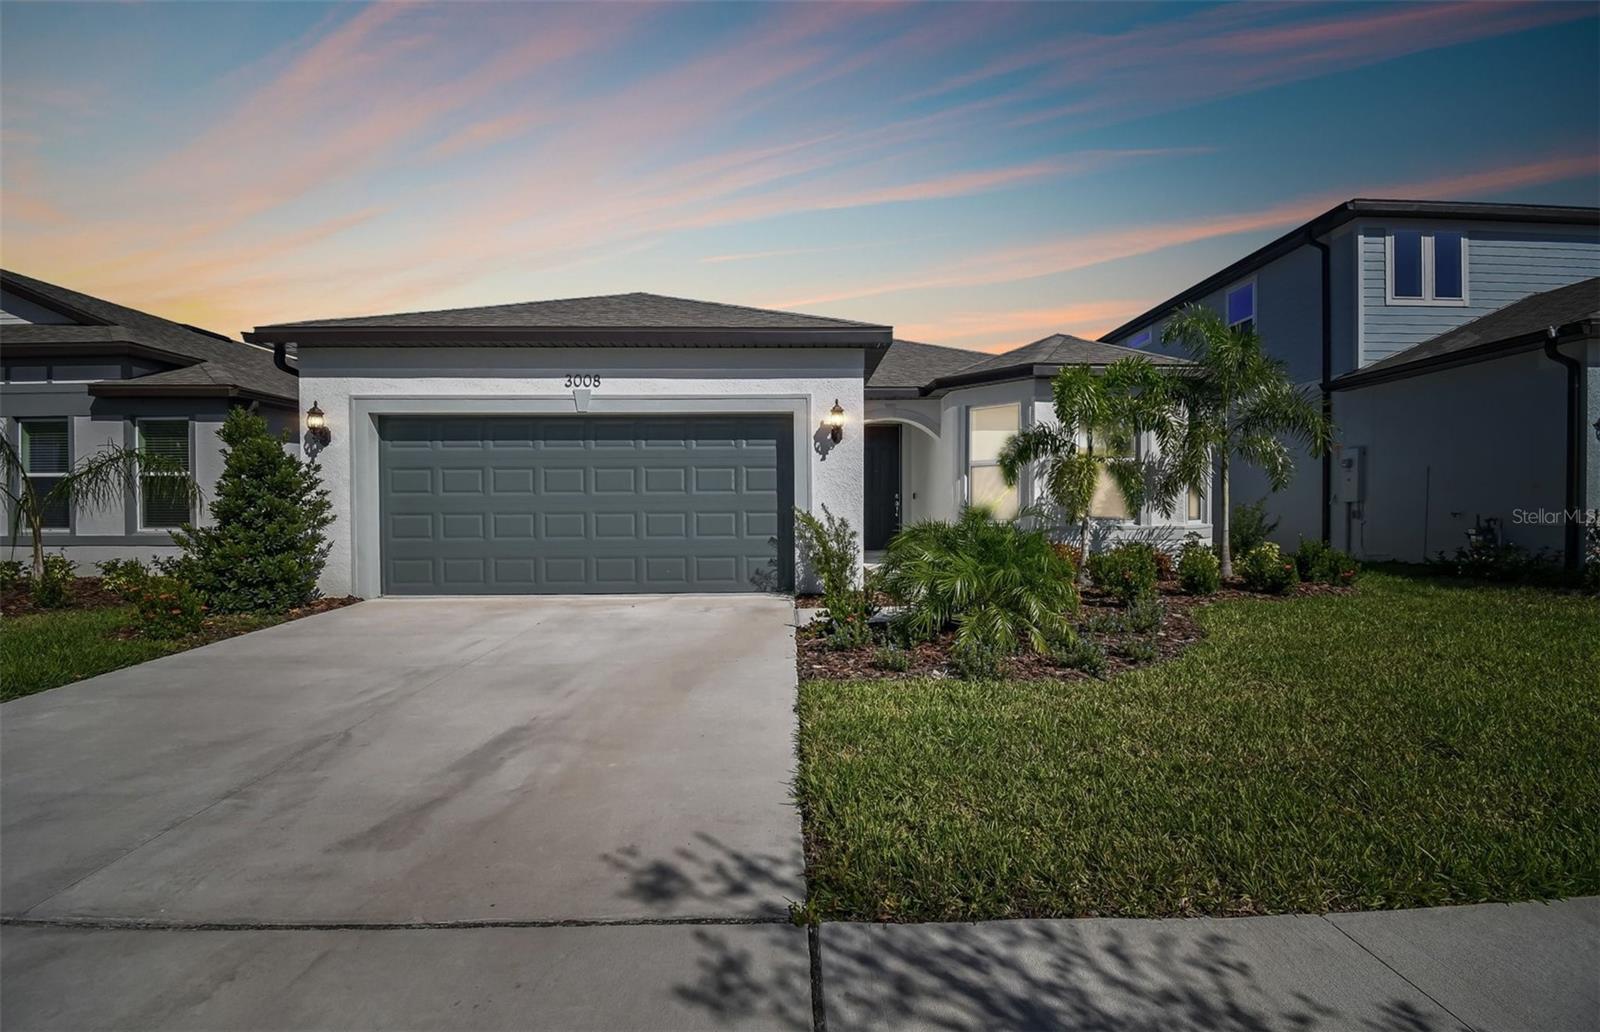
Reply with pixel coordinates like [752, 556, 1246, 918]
[796, 571, 1600, 921]
[0, 606, 281, 702]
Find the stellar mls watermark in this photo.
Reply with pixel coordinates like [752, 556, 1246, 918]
[1511, 508, 1598, 526]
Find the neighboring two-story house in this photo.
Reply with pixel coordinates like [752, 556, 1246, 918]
[1102, 199, 1600, 569]
[1, 270, 300, 571]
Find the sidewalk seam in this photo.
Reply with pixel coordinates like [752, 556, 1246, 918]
[1, 915, 790, 932]
[1320, 915, 1477, 1032]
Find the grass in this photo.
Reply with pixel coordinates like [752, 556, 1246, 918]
[796, 570, 1600, 921]
[0, 605, 283, 702]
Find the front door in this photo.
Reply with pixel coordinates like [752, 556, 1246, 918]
[864, 423, 902, 551]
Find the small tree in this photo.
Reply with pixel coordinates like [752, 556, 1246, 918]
[1, 434, 195, 580]
[1159, 305, 1332, 578]
[997, 361, 1171, 560]
[169, 408, 334, 613]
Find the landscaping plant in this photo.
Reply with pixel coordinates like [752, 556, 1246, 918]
[1177, 538, 1221, 595]
[0, 560, 24, 591]
[1238, 541, 1299, 594]
[1124, 593, 1164, 633]
[879, 506, 1077, 657]
[131, 575, 206, 640]
[1085, 542, 1159, 603]
[168, 408, 334, 614]
[1049, 636, 1107, 677]
[96, 557, 152, 600]
[1159, 307, 1333, 578]
[1293, 537, 1359, 586]
[871, 644, 911, 672]
[1229, 499, 1279, 560]
[793, 505, 874, 649]
[29, 552, 75, 609]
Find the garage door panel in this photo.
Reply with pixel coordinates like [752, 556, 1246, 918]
[379, 415, 792, 594]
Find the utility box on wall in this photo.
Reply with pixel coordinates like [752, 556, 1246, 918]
[1337, 446, 1365, 503]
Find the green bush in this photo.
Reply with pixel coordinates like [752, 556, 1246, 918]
[1177, 539, 1221, 595]
[1585, 522, 1600, 595]
[953, 639, 1006, 681]
[871, 644, 911, 672]
[1294, 537, 1360, 586]
[168, 408, 334, 614]
[879, 507, 1077, 657]
[1230, 498, 1279, 559]
[132, 575, 205, 640]
[1086, 542, 1159, 603]
[794, 505, 874, 648]
[1082, 610, 1125, 635]
[1119, 638, 1159, 663]
[1050, 637, 1107, 677]
[1125, 594, 1164, 633]
[1239, 542, 1299, 595]
[1427, 540, 1565, 586]
[96, 557, 152, 600]
[0, 560, 24, 591]
[30, 553, 75, 609]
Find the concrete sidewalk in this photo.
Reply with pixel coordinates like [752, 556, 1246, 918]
[821, 897, 1600, 1032]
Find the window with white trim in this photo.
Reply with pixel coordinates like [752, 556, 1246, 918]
[19, 419, 71, 530]
[1388, 229, 1466, 304]
[1225, 281, 1255, 330]
[967, 403, 1020, 520]
[1186, 485, 1206, 522]
[1087, 428, 1136, 521]
[137, 419, 191, 529]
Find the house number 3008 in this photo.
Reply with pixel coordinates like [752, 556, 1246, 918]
[565, 375, 601, 388]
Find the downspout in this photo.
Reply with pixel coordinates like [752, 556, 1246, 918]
[273, 340, 299, 377]
[1311, 237, 1333, 544]
[1542, 327, 1582, 572]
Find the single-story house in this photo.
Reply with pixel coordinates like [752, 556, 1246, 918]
[245, 295, 1207, 597]
[1, 270, 299, 570]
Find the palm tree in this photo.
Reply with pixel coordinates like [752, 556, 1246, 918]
[1158, 304, 1332, 578]
[2, 433, 197, 579]
[996, 361, 1172, 560]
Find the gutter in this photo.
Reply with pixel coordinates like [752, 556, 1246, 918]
[273, 340, 299, 378]
[1542, 327, 1585, 572]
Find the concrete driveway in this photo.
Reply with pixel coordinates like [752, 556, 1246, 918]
[2, 596, 812, 1030]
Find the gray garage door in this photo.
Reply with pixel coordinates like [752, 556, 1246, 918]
[378, 415, 794, 595]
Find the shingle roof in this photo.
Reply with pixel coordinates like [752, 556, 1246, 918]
[922, 333, 1190, 392]
[1, 270, 297, 404]
[1332, 276, 1600, 389]
[253, 292, 885, 331]
[867, 339, 989, 389]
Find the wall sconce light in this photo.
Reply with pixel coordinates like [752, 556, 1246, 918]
[305, 400, 331, 451]
[827, 399, 846, 444]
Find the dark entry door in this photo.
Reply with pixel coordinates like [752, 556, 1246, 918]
[864, 423, 902, 551]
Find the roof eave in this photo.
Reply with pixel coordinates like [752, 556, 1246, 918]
[1330, 318, 1598, 391]
[88, 381, 296, 405]
[243, 325, 892, 348]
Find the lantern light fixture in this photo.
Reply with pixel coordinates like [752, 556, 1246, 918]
[827, 399, 846, 443]
[305, 400, 331, 452]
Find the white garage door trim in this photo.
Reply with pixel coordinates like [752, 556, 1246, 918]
[348, 394, 814, 598]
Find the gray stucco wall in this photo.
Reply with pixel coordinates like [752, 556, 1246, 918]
[1331, 347, 1569, 562]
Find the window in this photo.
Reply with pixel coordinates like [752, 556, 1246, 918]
[1226, 281, 1255, 330]
[1186, 486, 1205, 522]
[1127, 328, 1153, 348]
[19, 419, 70, 529]
[967, 403, 1020, 520]
[1087, 429, 1136, 520]
[1387, 229, 1467, 304]
[138, 419, 191, 529]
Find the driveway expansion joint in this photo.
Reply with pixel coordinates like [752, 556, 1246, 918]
[1319, 913, 1477, 1032]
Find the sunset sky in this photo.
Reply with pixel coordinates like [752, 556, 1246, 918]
[2, 1, 1597, 352]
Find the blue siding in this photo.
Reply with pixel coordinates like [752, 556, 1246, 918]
[1359, 226, 1600, 365]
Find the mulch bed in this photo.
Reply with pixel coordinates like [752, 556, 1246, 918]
[2, 577, 126, 617]
[798, 579, 1354, 682]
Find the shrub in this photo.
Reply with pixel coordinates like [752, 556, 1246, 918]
[1050, 541, 1083, 578]
[0, 560, 24, 591]
[1294, 537, 1360, 586]
[1086, 542, 1159, 603]
[1585, 522, 1600, 596]
[30, 552, 75, 608]
[1125, 594, 1164, 633]
[1082, 610, 1125, 635]
[132, 575, 205, 639]
[1177, 539, 1221, 595]
[1239, 542, 1299, 595]
[871, 644, 911, 672]
[168, 408, 334, 614]
[879, 507, 1077, 657]
[1151, 548, 1175, 582]
[97, 557, 152, 600]
[1050, 637, 1106, 677]
[1119, 638, 1159, 663]
[1427, 540, 1565, 586]
[1230, 498, 1279, 559]
[795, 505, 875, 648]
[953, 639, 1006, 681]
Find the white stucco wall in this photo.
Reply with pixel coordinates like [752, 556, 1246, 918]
[1331, 347, 1569, 561]
[298, 346, 866, 596]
